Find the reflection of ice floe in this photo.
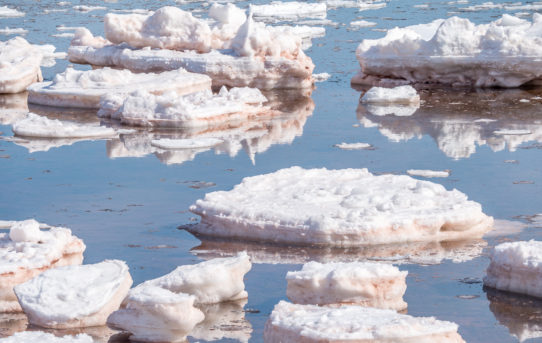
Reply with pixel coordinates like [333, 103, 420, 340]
[486, 287, 542, 342]
[357, 88, 542, 159]
[0, 93, 28, 125]
[191, 300, 252, 343]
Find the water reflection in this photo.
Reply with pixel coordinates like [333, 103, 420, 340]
[191, 300, 252, 343]
[485, 287, 542, 342]
[356, 88, 542, 159]
[0, 93, 29, 125]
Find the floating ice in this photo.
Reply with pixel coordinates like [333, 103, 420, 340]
[0, 6, 24, 18]
[484, 240, 542, 298]
[73, 5, 106, 12]
[361, 86, 420, 104]
[359, 1, 387, 11]
[15, 260, 132, 328]
[27, 67, 211, 109]
[135, 252, 251, 304]
[351, 20, 377, 28]
[286, 261, 407, 310]
[0, 331, 93, 343]
[107, 286, 205, 342]
[353, 14, 542, 87]
[250, 2, 327, 22]
[189, 167, 493, 246]
[264, 301, 465, 342]
[0, 28, 27, 35]
[334, 142, 373, 150]
[313, 72, 330, 82]
[407, 169, 450, 178]
[0, 37, 43, 94]
[0, 219, 85, 312]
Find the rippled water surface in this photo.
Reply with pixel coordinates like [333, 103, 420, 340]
[2, 0, 542, 342]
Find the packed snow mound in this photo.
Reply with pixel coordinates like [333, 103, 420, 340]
[354, 14, 542, 87]
[27, 67, 211, 108]
[135, 252, 251, 304]
[361, 85, 420, 104]
[264, 301, 465, 342]
[0, 37, 43, 94]
[484, 240, 542, 298]
[189, 167, 493, 246]
[15, 260, 133, 328]
[0, 331, 93, 343]
[107, 286, 204, 342]
[286, 261, 408, 310]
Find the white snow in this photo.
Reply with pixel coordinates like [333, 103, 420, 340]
[334, 142, 373, 150]
[250, 2, 327, 22]
[15, 260, 133, 328]
[354, 14, 542, 87]
[189, 167, 493, 246]
[351, 20, 377, 28]
[0, 37, 43, 94]
[264, 301, 464, 342]
[407, 169, 450, 178]
[0, 6, 24, 18]
[107, 286, 205, 342]
[27, 67, 211, 109]
[0, 28, 27, 35]
[361, 86, 420, 104]
[134, 252, 251, 304]
[484, 240, 542, 298]
[286, 261, 408, 310]
[0, 332, 93, 343]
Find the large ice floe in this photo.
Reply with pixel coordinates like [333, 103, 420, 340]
[14, 260, 132, 328]
[250, 2, 327, 22]
[27, 67, 211, 109]
[286, 261, 407, 310]
[483, 240, 542, 298]
[0, 37, 43, 94]
[67, 5, 315, 89]
[353, 14, 542, 87]
[188, 167, 493, 246]
[0, 331, 93, 343]
[264, 301, 465, 342]
[0, 219, 85, 312]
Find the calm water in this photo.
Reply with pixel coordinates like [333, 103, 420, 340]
[2, 0, 542, 342]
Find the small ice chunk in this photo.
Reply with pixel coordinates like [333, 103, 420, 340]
[0, 331, 93, 343]
[73, 5, 106, 12]
[15, 260, 133, 328]
[107, 286, 205, 342]
[286, 261, 408, 310]
[9, 219, 42, 242]
[313, 72, 330, 82]
[0, 37, 43, 94]
[351, 20, 377, 28]
[407, 169, 450, 178]
[334, 142, 373, 150]
[359, 2, 387, 11]
[0, 27, 28, 35]
[361, 86, 420, 104]
[251, 2, 327, 22]
[0, 6, 24, 18]
[484, 241, 542, 298]
[264, 301, 465, 342]
[135, 252, 251, 304]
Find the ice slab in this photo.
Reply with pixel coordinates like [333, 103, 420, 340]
[0, 331, 93, 343]
[107, 286, 204, 342]
[351, 19, 377, 28]
[0, 7, 24, 18]
[189, 167, 493, 246]
[353, 14, 542, 87]
[15, 260, 133, 328]
[286, 261, 407, 310]
[484, 240, 542, 298]
[250, 2, 327, 22]
[0, 37, 43, 94]
[407, 169, 450, 178]
[264, 301, 465, 342]
[135, 252, 251, 304]
[0, 28, 27, 35]
[27, 67, 211, 109]
[334, 142, 373, 150]
[191, 300, 252, 342]
[0, 219, 85, 312]
[361, 85, 420, 104]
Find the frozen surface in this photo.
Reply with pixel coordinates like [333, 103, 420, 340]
[0, 331, 93, 343]
[15, 260, 133, 328]
[27, 67, 211, 109]
[189, 167, 493, 246]
[484, 240, 542, 298]
[407, 169, 450, 178]
[0, 7, 24, 18]
[135, 252, 251, 304]
[108, 285, 204, 342]
[361, 86, 420, 104]
[250, 2, 327, 22]
[264, 301, 465, 342]
[0, 37, 43, 94]
[286, 261, 408, 310]
[354, 15, 542, 87]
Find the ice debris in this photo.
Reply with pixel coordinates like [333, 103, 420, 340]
[0, 37, 43, 94]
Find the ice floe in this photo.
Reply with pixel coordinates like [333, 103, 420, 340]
[0, 28, 27, 35]
[361, 85, 420, 104]
[0, 219, 85, 312]
[286, 261, 408, 310]
[351, 19, 377, 28]
[250, 2, 327, 22]
[189, 166, 493, 246]
[27, 67, 211, 109]
[353, 14, 542, 87]
[0, 331, 93, 343]
[407, 169, 450, 178]
[0, 7, 24, 18]
[15, 260, 132, 328]
[334, 142, 373, 150]
[264, 301, 465, 342]
[0, 37, 43, 94]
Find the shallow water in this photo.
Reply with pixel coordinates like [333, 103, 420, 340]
[2, 0, 542, 342]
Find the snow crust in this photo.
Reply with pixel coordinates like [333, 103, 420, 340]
[286, 261, 407, 310]
[484, 240, 542, 298]
[0, 332, 93, 343]
[250, 2, 327, 22]
[27, 67, 211, 108]
[354, 14, 542, 87]
[135, 252, 251, 304]
[0, 37, 43, 94]
[361, 86, 420, 104]
[15, 260, 133, 328]
[189, 167, 493, 246]
[0, 7, 24, 18]
[407, 169, 450, 178]
[264, 301, 465, 342]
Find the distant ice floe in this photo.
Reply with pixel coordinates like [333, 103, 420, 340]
[0, 6, 24, 18]
[0, 38, 43, 94]
[350, 19, 377, 28]
[250, 1, 327, 22]
[188, 166, 493, 246]
[407, 169, 450, 178]
[353, 14, 542, 87]
[0, 331, 93, 343]
[334, 142, 373, 150]
[323, 0, 386, 10]
[0, 27, 27, 35]
[313, 72, 330, 81]
[73, 5, 107, 12]
[264, 301, 464, 342]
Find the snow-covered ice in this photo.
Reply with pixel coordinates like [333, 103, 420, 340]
[135, 252, 251, 304]
[15, 260, 132, 328]
[0, 37, 43, 94]
[189, 167, 493, 246]
[353, 14, 542, 87]
[407, 169, 450, 178]
[484, 240, 542, 298]
[0, 331, 93, 343]
[334, 142, 373, 150]
[361, 86, 420, 104]
[351, 20, 377, 28]
[264, 301, 465, 342]
[250, 2, 327, 22]
[286, 261, 408, 310]
[107, 286, 205, 342]
[27, 67, 211, 109]
[0, 7, 24, 18]
[0, 219, 85, 312]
